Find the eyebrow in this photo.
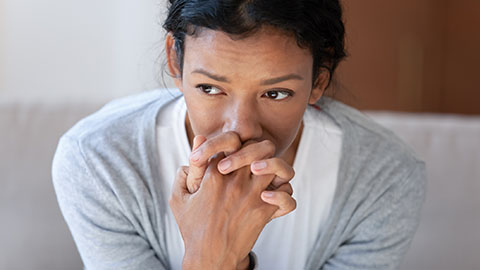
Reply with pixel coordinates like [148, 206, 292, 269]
[260, 74, 304, 85]
[192, 69, 230, 83]
[191, 68, 304, 85]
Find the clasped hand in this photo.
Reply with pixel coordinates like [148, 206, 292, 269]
[169, 131, 297, 270]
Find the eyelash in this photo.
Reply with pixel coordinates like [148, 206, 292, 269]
[263, 90, 294, 100]
[196, 84, 294, 101]
[197, 84, 223, 95]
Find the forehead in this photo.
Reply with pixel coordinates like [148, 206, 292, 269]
[182, 27, 313, 78]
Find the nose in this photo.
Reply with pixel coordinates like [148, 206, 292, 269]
[222, 100, 263, 143]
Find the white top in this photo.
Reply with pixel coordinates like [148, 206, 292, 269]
[156, 96, 342, 269]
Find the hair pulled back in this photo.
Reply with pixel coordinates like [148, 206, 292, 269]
[163, 0, 346, 87]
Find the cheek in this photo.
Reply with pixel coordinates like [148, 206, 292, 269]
[184, 95, 223, 137]
[263, 105, 306, 154]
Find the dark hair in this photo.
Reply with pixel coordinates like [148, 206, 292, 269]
[163, 0, 346, 88]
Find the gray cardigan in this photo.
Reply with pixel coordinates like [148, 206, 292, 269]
[52, 89, 426, 270]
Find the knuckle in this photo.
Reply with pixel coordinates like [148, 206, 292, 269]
[271, 157, 283, 170]
[225, 131, 242, 145]
[230, 142, 243, 153]
[176, 166, 185, 177]
[285, 183, 293, 195]
[201, 139, 215, 153]
[233, 150, 249, 164]
[289, 198, 297, 211]
[275, 158, 294, 180]
[224, 130, 238, 138]
[262, 140, 276, 155]
[279, 158, 293, 172]
[263, 139, 275, 149]
[289, 167, 295, 179]
[260, 140, 276, 156]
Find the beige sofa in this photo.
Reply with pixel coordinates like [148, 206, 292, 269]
[1, 96, 479, 270]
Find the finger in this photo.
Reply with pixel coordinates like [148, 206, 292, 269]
[250, 157, 295, 188]
[261, 190, 297, 220]
[186, 135, 207, 193]
[192, 135, 206, 152]
[217, 140, 276, 174]
[273, 183, 293, 196]
[200, 152, 226, 190]
[190, 131, 242, 167]
[171, 166, 190, 202]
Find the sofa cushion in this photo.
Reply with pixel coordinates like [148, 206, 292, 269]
[0, 102, 102, 270]
[368, 112, 480, 270]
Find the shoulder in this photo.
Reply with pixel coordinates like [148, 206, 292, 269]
[319, 97, 424, 168]
[305, 98, 426, 268]
[51, 90, 178, 268]
[53, 88, 182, 190]
[317, 97, 426, 202]
[58, 89, 182, 164]
[63, 89, 181, 144]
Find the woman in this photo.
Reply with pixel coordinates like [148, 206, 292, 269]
[52, 0, 426, 269]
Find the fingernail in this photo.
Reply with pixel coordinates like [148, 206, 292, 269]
[218, 159, 231, 172]
[192, 135, 204, 150]
[191, 150, 201, 162]
[192, 136, 200, 150]
[262, 191, 274, 198]
[252, 161, 267, 170]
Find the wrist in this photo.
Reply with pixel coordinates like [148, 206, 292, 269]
[237, 252, 257, 270]
[182, 252, 238, 270]
[237, 254, 250, 270]
[182, 252, 214, 270]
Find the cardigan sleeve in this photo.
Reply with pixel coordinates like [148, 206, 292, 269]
[322, 161, 426, 270]
[52, 136, 169, 270]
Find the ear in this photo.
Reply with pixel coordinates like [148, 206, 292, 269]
[165, 33, 183, 92]
[308, 69, 330, 104]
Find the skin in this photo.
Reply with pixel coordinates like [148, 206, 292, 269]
[166, 26, 329, 269]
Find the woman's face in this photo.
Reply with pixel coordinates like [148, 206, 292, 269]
[167, 27, 327, 159]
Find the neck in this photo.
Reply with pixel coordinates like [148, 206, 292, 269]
[281, 121, 304, 166]
[185, 112, 195, 150]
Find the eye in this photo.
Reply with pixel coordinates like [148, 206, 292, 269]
[197, 84, 223, 95]
[263, 90, 293, 101]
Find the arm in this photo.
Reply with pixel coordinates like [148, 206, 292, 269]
[322, 162, 426, 270]
[52, 136, 169, 270]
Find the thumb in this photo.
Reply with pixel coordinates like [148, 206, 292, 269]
[187, 135, 207, 193]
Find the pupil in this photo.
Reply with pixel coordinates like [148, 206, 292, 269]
[268, 91, 277, 98]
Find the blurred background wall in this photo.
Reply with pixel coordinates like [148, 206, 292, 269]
[337, 0, 480, 114]
[0, 0, 170, 104]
